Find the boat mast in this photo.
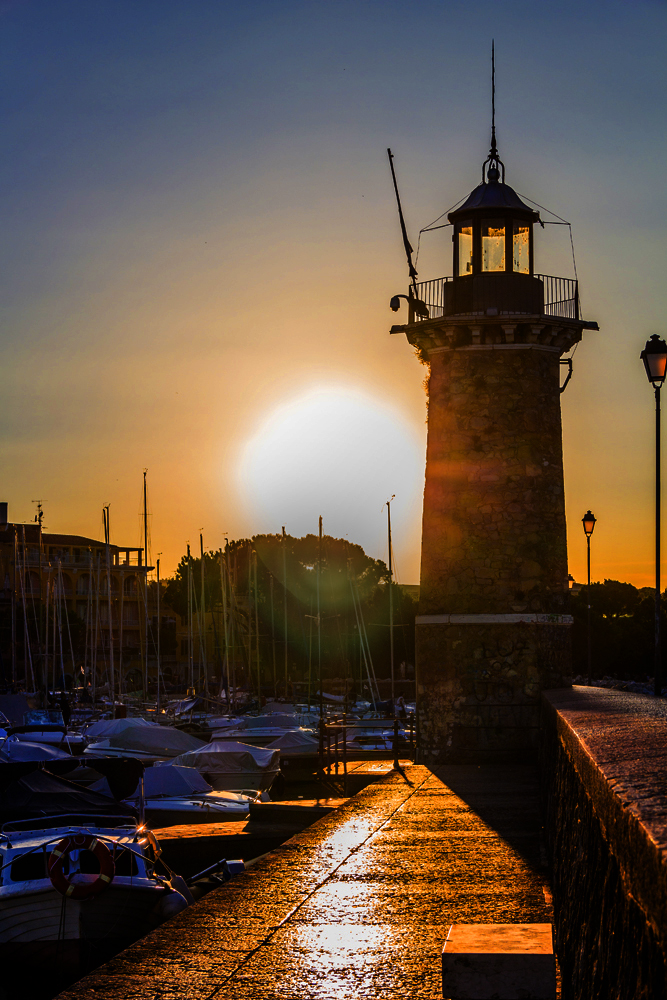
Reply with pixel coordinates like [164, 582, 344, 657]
[270, 573, 276, 699]
[187, 544, 193, 692]
[103, 506, 115, 713]
[253, 550, 260, 702]
[317, 516, 323, 721]
[11, 526, 16, 686]
[386, 496, 395, 716]
[93, 551, 101, 704]
[219, 544, 231, 716]
[156, 556, 161, 714]
[282, 527, 288, 696]
[143, 470, 149, 698]
[200, 532, 206, 694]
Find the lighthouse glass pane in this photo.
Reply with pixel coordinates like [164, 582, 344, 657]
[481, 220, 505, 271]
[458, 224, 473, 276]
[513, 223, 530, 273]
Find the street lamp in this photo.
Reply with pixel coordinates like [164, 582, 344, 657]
[582, 511, 596, 686]
[640, 334, 667, 696]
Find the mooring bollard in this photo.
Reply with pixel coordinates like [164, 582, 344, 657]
[442, 924, 556, 999]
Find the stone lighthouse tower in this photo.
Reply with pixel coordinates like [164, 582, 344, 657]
[391, 125, 597, 762]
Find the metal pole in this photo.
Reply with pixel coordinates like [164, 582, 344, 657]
[270, 573, 277, 699]
[104, 507, 115, 714]
[156, 558, 161, 714]
[282, 526, 288, 695]
[318, 516, 323, 723]
[253, 550, 260, 703]
[200, 533, 206, 694]
[587, 533, 592, 687]
[387, 498, 395, 715]
[656, 386, 662, 697]
[143, 471, 149, 698]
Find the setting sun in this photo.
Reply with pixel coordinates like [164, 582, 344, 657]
[237, 386, 424, 571]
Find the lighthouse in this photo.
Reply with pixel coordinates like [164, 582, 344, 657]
[390, 112, 598, 762]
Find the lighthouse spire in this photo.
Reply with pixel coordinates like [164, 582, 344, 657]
[483, 41, 504, 184]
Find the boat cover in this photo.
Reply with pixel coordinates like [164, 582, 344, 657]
[92, 764, 212, 798]
[242, 714, 302, 730]
[0, 694, 31, 727]
[84, 717, 158, 739]
[0, 739, 72, 762]
[90, 726, 205, 757]
[0, 766, 137, 824]
[157, 740, 280, 775]
[266, 731, 320, 753]
[262, 703, 297, 715]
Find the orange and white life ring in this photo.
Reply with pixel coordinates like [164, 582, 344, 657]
[48, 834, 115, 900]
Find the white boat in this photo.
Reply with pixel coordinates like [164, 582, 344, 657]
[212, 714, 316, 747]
[82, 717, 159, 740]
[90, 765, 258, 827]
[0, 737, 74, 762]
[84, 725, 204, 762]
[0, 768, 190, 976]
[156, 740, 281, 792]
[6, 710, 86, 754]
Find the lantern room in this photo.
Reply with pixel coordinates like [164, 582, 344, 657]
[439, 140, 545, 318]
[449, 160, 539, 280]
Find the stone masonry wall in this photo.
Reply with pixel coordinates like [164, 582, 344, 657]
[417, 620, 570, 762]
[420, 345, 569, 616]
[541, 689, 667, 1000]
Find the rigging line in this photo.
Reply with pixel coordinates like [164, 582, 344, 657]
[515, 191, 570, 225]
[517, 188, 580, 288]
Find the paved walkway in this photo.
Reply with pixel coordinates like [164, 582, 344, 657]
[58, 765, 552, 1000]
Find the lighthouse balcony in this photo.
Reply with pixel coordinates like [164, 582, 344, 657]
[411, 273, 579, 324]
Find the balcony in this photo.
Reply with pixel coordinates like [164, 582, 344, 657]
[410, 274, 579, 324]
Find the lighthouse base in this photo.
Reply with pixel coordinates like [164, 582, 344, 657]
[415, 617, 572, 763]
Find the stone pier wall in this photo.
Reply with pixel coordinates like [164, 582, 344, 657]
[541, 688, 667, 1000]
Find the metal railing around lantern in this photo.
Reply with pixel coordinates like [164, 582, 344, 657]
[410, 273, 579, 323]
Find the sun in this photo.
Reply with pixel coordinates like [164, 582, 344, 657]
[236, 386, 424, 561]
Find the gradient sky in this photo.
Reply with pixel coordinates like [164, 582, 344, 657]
[0, 0, 665, 586]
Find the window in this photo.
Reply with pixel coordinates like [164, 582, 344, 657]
[481, 220, 505, 272]
[513, 223, 530, 273]
[458, 223, 473, 276]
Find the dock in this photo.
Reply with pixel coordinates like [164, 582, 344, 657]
[57, 762, 552, 999]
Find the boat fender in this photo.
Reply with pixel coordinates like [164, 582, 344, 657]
[48, 834, 115, 901]
[158, 889, 189, 919]
[169, 873, 195, 904]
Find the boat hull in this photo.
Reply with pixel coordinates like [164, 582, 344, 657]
[0, 878, 163, 945]
[203, 766, 280, 792]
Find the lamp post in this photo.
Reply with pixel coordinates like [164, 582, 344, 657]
[640, 334, 667, 696]
[582, 511, 596, 686]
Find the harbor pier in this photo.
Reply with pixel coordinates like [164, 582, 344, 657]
[55, 762, 552, 999]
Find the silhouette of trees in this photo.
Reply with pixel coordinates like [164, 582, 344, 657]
[570, 579, 667, 680]
[163, 533, 416, 693]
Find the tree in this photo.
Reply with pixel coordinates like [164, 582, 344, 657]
[162, 532, 417, 694]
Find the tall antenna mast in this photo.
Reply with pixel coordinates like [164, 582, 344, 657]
[491, 39, 496, 157]
[483, 40, 504, 183]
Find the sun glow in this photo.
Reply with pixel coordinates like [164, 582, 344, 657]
[237, 387, 424, 564]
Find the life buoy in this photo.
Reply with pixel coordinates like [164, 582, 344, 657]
[48, 834, 115, 900]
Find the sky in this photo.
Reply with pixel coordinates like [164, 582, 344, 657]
[0, 0, 665, 586]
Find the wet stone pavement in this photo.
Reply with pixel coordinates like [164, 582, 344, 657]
[57, 764, 553, 1000]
